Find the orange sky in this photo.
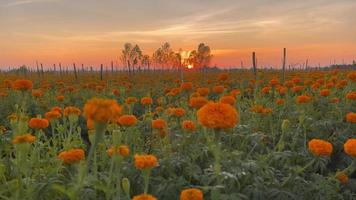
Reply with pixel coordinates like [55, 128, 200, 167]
[1, 0, 355, 69]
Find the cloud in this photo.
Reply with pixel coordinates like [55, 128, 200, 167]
[0, 0, 60, 7]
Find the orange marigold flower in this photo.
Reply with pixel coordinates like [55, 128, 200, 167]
[45, 111, 61, 121]
[197, 102, 238, 129]
[219, 95, 236, 105]
[125, 97, 138, 104]
[32, 89, 43, 98]
[284, 80, 294, 88]
[276, 98, 285, 105]
[292, 85, 304, 93]
[141, 97, 153, 106]
[277, 86, 287, 95]
[346, 91, 356, 100]
[180, 188, 203, 200]
[12, 79, 33, 91]
[171, 108, 186, 117]
[189, 97, 208, 109]
[212, 85, 225, 94]
[87, 119, 94, 130]
[132, 194, 157, 200]
[181, 120, 196, 132]
[28, 118, 49, 129]
[296, 94, 312, 104]
[197, 87, 209, 96]
[269, 78, 280, 87]
[230, 89, 240, 97]
[12, 134, 36, 144]
[107, 145, 130, 157]
[308, 139, 333, 157]
[218, 73, 229, 81]
[261, 86, 270, 94]
[346, 112, 356, 123]
[0, 92, 8, 97]
[336, 171, 348, 184]
[118, 115, 137, 127]
[51, 106, 62, 113]
[152, 119, 167, 130]
[330, 98, 340, 104]
[347, 71, 356, 82]
[344, 138, 356, 157]
[134, 154, 158, 170]
[319, 89, 330, 97]
[83, 98, 122, 123]
[56, 95, 65, 102]
[63, 106, 81, 116]
[112, 89, 120, 96]
[58, 148, 85, 164]
[181, 82, 193, 90]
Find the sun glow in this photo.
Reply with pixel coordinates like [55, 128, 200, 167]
[187, 64, 193, 69]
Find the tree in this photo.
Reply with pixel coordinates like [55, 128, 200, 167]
[141, 55, 150, 71]
[120, 43, 142, 73]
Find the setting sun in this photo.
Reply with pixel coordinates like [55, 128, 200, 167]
[187, 64, 193, 69]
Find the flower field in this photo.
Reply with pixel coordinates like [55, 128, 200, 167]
[0, 69, 355, 200]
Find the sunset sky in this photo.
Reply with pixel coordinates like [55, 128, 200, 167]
[1, 0, 356, 69]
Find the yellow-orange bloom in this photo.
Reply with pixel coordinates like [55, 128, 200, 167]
[141, 97, 153, 106]
[346, 112, 356, 123]
[107, 145, 130, 157]
[45, 111, 61, 121]
[63, 106, 81, 116]
[132, 194, 157, 200]
[12, 79, 33, 91]
[343, 138, 356, 157]
[58, 148, 85, 164]
[197, 87, 209, 96]
[189, 97, 208, 109]
[218, 73, 228, 81]
[181, 82, 193, 90]
[134, 154, 158, 169]
[152, 119, 167, 130]
[219, 95, 236, 105]
[32, 89, 43, 98]
[56, 95, 65, 102]
[171, 108, 186, 117]
[118, 115, 137, 127]
[197, 102, 238, 129]
[181, 120, 196, 132]
[296, 95, 312, 104]
[319, 89, 330, 97]
[308, 139, 333, 157]
[212, 85, 225, 94]
[83, 98, 122, 123]
[12, 134, 36, 144]
[180, 188, 203, 200]
[125, 97, 138, 105]
[28, 118, 49, 129]
[346, 91, 356, 100]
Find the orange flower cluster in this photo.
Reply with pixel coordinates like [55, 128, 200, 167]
[118, 115, 137, 127]
[212, 85, 225, 94]
[58, 148, 85, 164]
[218, 73, 228, 81]
[319, 89, 330, 97]
[112, 89, 120, 96]
[107, 145, 130, 157]
[308, 139, 333, 156]
[83, 98, 122, 123]
[125, 97, 138, 104]
[170, 107, 186, 117]
[219, 95, 236, 105]
[181, 82, 193, 90]
[12, 79, 33, 91]
[346, 91, 356, 100]
[197, 87, 209, 96]
[45, 111, 61, 121]
[132, 194, 157, 200]
[152, 119, 167, 130]
[276, 98, 285, 105]
[56, 95, 65, 102]
[134, 154, 158, 170]
[296, 94, 312, 104]
[197, 102, 238, 129]
[189, 97, 208, 109]
[181, 120, 196, 132]
[141, 97, 153, 106]
[32, 89, 43, 98]
[12, 134, 36, 144]
[250, 105, 272, 114]
[180, 188, 203, 200]
[63, 106, 81, 116]
[346, 112, 356, 123]
[28, 118, 49, 129]
[343, 138, 356, 157]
